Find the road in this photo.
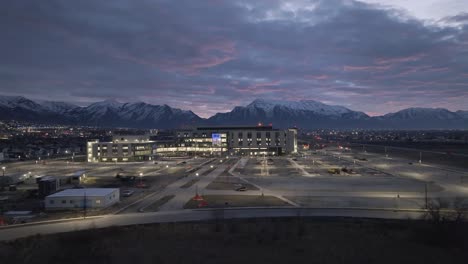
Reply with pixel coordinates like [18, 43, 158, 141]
[0, 207, 428, 241]
[115, 158, 216, 213]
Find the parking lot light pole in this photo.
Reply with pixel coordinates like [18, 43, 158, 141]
[1, 166, 5, 190]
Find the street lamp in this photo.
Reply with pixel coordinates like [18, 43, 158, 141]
[195, 173, 199, 177]
[1, 166, 5, 190]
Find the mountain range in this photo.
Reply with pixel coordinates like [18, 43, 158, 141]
[0, 96, 467, 129]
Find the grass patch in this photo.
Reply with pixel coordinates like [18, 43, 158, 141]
[2, 218, 468, 264]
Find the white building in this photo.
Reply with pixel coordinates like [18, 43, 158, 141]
[157, 126, 298, 155]
[45, 188, 120, 210]
[87, 135, 155, 162]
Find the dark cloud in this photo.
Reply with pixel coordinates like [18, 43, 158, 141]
[0, 0, 467, 117]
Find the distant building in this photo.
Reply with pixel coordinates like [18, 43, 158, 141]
[45, 188, 119, 210]
[37, 176, 60, 198]
[87, 135, 155, 162]
[157, 125, 297, 155]
[87, 126, 297, 162]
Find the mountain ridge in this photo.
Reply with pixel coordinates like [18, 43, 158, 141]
[0, 95, 466, 129]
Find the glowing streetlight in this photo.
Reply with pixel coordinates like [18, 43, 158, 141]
[2, 166, 5, 177]
[210, 165, 214, 168]
[195, 173, 199, 177]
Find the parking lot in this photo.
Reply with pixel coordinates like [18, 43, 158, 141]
[0, 157, 210, 220]
[230, 149, 467, 210]
[2, 147, 468, 223]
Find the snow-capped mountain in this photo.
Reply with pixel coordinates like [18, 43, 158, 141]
[208, 99, 370, 128]
[375, 108, 467, 129]
[0, 95, 466, 129]
[0, 96, 72, 123]
[383, 108, 460, 120]
[70, 101, 201, 128]
[245, 99, 358, 117]
[0, 95, 44, 111]
[40, 101, 79, 114]
[456, 110, 468, 119]
[0, 96, 201, 128]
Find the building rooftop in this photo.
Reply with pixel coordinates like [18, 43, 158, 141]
[195, 126, 278, 131]
[46, 188, 118, 198]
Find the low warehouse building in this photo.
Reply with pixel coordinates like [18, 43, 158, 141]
[45, 188, 119, 210]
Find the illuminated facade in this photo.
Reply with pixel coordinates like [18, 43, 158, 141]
[87, 127, 298, 162]
[155, 126, 297, 155]
[87, 135, 155, 162]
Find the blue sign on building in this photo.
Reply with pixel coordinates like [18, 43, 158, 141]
[212, 133, 221, 146]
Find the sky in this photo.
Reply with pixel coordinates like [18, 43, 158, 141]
[0, 0, 467, 118]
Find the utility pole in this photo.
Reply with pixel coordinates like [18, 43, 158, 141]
[1, 166, 5, 191]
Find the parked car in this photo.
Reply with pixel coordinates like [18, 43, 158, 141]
[235, 186, 247, 192]
[122, 190, 134, 197]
